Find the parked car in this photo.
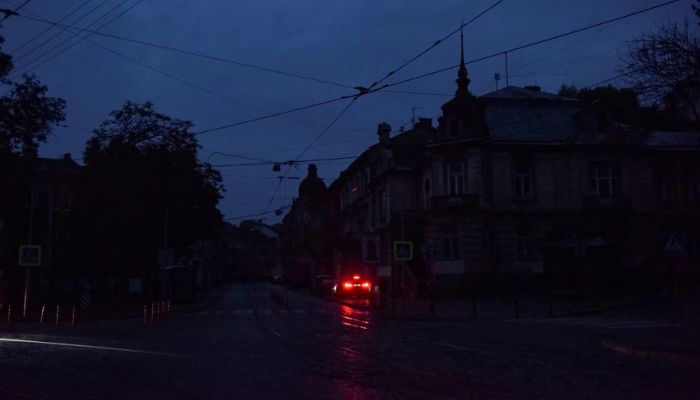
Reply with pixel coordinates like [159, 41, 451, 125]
[312, 275, 337, 296]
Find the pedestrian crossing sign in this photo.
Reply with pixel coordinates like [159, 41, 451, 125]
[394, 241, 413, 261]
[663, 235, 684, 253]
[18, 245, 41, 266]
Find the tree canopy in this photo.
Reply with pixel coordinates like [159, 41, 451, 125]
[0, 34, 65, 158]
[620, 11, 699, 125]
[79, 101, 223, 276]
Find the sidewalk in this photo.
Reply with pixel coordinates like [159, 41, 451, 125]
[374, 296, 654, 321]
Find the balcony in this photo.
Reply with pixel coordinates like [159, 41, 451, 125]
[583, 195, 631, 212]
[431, 194, 480, 211]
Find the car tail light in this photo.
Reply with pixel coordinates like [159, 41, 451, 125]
[343, 282, 353, 289]
[352, 275, 360, 280]
[361, 282, 370, 288]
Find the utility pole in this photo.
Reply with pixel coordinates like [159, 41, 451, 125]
[22, 185, 35, 319]
[163, 205, 169, 251]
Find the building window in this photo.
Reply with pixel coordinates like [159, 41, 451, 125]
[516, 238, 533, 261]
[378, 188, 387, 222]
[440, 237, 460, 260]
[690, 238, 699, 262]
[681, 177, 698, 202]
[659, 177, 677, 202]
[370, 194, 377, 225]
[481, 158, 492, 201]
[512, 159, 535, 199]
[590, 162, 619, 197]
[446, 161, 465, 195]
[423, 177, 431, 209]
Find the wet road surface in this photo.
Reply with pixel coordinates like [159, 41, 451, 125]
[0, 282, 697, 399]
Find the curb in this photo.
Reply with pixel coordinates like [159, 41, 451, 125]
[602, 339, 700, 368]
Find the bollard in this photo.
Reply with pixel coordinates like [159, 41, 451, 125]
[150, 303, 154, 324]
[71, 306, 76, 326]
[7, 304, 11, 323]
[40, 304, 46, 323]
[167, 301, 171, 314]
[156, 302, 161, 322]
[161, 302, 165, 318]
[56, 305, 60, 325]
[143, 304, 148, 325]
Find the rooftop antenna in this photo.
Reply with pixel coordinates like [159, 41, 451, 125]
[411, 106, 423, 126]
[494, 73, 501, 90]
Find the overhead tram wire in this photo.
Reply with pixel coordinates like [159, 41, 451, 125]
[257, 2, 503, 216]
[13, 0, 141, 75]
[261, 97, 360, 214]
[193, 93, 359, 136]
[365, 0, 505, 92]
[11, 12, 354, 90]
[365, 0, 682, 96]
[211, 155, 359, 168]
[9, 0, 92, 55]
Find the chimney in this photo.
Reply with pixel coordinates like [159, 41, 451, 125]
[63, 153, 73, 161]
[377, 122, 391, 145]
[415, 117, 432, 129]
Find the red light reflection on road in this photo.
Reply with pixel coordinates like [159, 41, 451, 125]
[340, 305, 369, 330]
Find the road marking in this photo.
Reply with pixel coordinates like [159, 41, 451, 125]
[259, 309, 272, 314]
[0, 338, 182, 357]
[407, 336, 550, 366]
[293, 309, 307, 314]
[276, 309, 288, 314]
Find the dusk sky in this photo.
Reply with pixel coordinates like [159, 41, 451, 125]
[0, 0, 695, 223]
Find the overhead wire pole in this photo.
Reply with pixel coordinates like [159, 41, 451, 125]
[0, 0, 29, 22]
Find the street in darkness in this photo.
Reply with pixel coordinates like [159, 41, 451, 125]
[0, 282, 697, 400]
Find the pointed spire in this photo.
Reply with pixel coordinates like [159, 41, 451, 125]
[456, 19, 471, 95]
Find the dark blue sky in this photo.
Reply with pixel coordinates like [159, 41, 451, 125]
[0, 0, 695, 223]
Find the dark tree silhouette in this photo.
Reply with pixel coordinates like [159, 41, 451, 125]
[79, 101, 223, 283]
[620, 19, 699, 122]
[0, 35, 65, 158]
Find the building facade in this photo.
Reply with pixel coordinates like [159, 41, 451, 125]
[283, 44, 700, 300]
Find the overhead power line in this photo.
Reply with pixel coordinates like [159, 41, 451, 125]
[193, 94, 359, 136]
[12, 11, 354, 89]
[0, 0, 29, 22]
[212, 155, 359, 168]
[258, 3, 502, 217]
[367, 0, 682, 95]
[11, 0, 111, 64]
[9, 0, 91, 54]
[13, 0, 143, 76]
[367, 0, 505, 91]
